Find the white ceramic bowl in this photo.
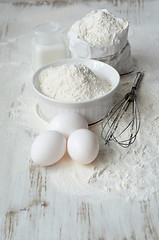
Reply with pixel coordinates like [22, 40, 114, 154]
[32, 58, 120, 124]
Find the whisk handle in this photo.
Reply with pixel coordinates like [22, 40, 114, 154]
[132, 72, 144, 91]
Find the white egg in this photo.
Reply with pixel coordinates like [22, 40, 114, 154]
[67, 129, 99, 164]
[49, 112, 88, 139]
[31, 130, 66, 166]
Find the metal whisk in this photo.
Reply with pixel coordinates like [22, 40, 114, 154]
[101, 72, 144, 148]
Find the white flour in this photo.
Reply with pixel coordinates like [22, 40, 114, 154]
[68, 9, 132, 74]
[7, 3, 159, 202]
[70, 9, 128, 47]
[10, 72, 159, 201]
[39, 64, 111, 101]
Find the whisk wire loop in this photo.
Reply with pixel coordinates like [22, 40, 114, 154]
[101, 72, 144, 148]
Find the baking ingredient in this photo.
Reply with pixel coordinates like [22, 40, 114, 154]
[8, 2, 159, 201]
[68, 9, 132, 74]
[32, 22, 66, 72]
[67, 129, 99, 164]
[31, 130, 66, 166]
[69, 9, 128, 47]
[32, 42, 66, 72]
[13, 69, 159, 200]
[49, 112, 88, 138]
[39, 63, 111, 101]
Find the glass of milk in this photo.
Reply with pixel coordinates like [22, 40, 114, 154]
[32, 22, 66, 72]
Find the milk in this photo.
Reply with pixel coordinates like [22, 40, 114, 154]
[32, 22, 66, 72]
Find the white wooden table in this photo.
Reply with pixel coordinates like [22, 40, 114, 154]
[0, 1, 159, 239]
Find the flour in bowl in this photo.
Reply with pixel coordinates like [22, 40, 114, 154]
[39, 64, 111, 101]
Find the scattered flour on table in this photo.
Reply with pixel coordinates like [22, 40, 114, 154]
[69, 9, 128, 47]
[10, 72, 159, 201]
[39, 64, 111, 101]
[6, 1, 159, 202]
[9, 74, 48, 137]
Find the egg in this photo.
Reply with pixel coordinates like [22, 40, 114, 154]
[67, 129, 99, 164]
[31, 130, 66, 166]
[49, 112, 88, 139]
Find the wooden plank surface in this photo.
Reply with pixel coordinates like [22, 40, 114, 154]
[0, 1, 159, 239]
